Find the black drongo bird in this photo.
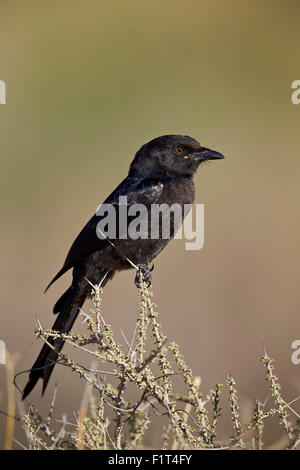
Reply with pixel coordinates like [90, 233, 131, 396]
[22, 134, 224, 399]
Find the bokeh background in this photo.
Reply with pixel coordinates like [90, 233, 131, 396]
[1, 0, 300, 449]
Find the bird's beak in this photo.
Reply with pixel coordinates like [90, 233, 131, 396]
[193, 147, 225, 161]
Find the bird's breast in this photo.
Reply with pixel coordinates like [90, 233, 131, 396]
[158, 176, 195, 207]
[99, 176, 196, 268]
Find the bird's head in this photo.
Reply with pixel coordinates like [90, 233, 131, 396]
[129, 135, 224, 178]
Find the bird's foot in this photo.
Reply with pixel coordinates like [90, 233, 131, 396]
[134, 264, 154, 289]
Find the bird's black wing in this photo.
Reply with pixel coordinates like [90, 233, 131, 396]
[45, 176, 165, 290]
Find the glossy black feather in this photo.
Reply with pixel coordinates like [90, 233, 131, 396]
[45, 177, 165, 291]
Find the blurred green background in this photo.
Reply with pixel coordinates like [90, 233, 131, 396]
[1, 0, 300, 448]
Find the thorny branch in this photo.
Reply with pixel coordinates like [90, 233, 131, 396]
[10, 281, 300, 450]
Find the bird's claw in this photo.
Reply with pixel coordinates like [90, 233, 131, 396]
[134, 264, 152, 288]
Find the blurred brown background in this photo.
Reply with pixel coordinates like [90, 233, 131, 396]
[1, 0, 300, 448]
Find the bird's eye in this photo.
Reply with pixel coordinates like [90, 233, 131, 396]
[175, 146, 184, 155]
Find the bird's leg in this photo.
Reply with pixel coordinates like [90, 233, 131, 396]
[134, 264, 153, 288]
